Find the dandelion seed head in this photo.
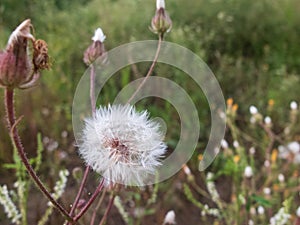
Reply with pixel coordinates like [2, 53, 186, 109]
[79, 104, 167, 186]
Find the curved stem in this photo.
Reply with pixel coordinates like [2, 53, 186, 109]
[4, 88, 73, 222]
[67, 63, 97, 223]
[74, 179, 105, 222]
[68, 166, 91, 218]
[98, 194, 116, 225]
[127, 34, 163, 104]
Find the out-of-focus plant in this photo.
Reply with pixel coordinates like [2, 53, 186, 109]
[183, 98, 300, 225]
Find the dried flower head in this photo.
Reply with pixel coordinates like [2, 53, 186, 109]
[79, 104, 167, 186]
[151, 0, 172, 36]
[83, 27, 107, 66]
[0, 19, 49, 89]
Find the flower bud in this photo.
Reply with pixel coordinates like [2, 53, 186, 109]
[83, 28, 107, 66]
[0, 19, 49, 89]
[151, 0, 172, 36]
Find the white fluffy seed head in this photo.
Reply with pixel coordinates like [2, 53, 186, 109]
[79, 104, 167, 186]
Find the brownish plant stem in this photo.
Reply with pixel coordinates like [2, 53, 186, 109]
[74, 179, 105, 222]
[4, 88, 73, 222]
[127, 34, 163, 103]
[67, 63, 98, 224]
[98, 194, 116, 225]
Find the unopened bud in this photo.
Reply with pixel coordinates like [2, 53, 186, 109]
[151, 2, 172, 36]
[83, 28, 107, 66]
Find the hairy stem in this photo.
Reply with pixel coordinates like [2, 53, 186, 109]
[4, 88, 73, 222]
[127, 34, 163, 103]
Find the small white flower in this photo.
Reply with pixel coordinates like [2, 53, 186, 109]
[156, 0, 165, 9]
[244, 166, 253, 178]
[264, 160, 270, 168]
[263, 187, 271, 195]
[264, 116, 272, 125]
[278, 174, 285, 183]
[294, 154, 300, 164]
[249, 105, 258, 115]
[249, 147, 256, 155]
[287, 141, 300, 154]
[92, 28, 106, 42]
[296, 206, 300, 217]
[79, 104, 167, 186]
[248, 219, 254, 225]
[233, 140, 239, 148]
[182, 165, 191, 176]
[290, 101, 298, 110]
[221, 139, 229, 149]
[163, 210, 176, 224]
[258, 206, 265, 215]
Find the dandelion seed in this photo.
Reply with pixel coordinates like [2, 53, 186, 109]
[79, 104, 167, 186]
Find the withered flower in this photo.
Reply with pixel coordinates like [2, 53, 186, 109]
[83, 28, 107, 66]
[0, 19, 50, 89]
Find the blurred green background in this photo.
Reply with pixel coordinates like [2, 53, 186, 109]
[0, 0, 300, 223]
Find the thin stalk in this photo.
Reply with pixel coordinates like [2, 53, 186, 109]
[74, 179, 105, 222]
[127, 34, 163, 104]
[4, 88, 73, 222]
[98, 194, 116, 225]
[90, 188, 107, 225]
[68, 63, 96, 223]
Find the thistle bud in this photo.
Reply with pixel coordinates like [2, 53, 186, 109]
[83, 28, 107, 66]
[151, 0, 172, 36]
[0, 19, 49, 89]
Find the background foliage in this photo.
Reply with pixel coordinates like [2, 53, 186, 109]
[0, 0, 299, 224]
